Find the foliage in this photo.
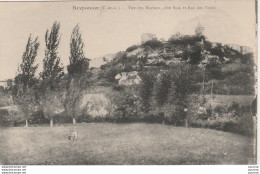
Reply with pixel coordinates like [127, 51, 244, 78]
[155, 72, 172, 106]
[65, 24, 90, 122]
[64, 75, 89, 121]
[141, 40, 163, 49]
[168, 35, 205, 45]
[112, 91, 141, 122]
[139, 71, 156, 111]
[16, 87, 39, 121]
[126, 45, 138, 52]
[13, 35, 39, 100]
[40, 21, 64, 90]
[11, 35, 40, 126]
[189, 114, 254, 136]
[102, 65, 123, 84]
[0, 108, 24, 127]
[186, 44, 203, 64]
[67, 25, 89, 76]
[16, 35, 40, 89]
[124, 62, 133, 72]
[40, 89, 65, 121]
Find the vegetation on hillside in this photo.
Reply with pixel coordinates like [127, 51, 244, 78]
[0, 21, 256, 136]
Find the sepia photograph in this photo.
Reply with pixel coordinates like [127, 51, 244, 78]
[0, 0, 257, 165]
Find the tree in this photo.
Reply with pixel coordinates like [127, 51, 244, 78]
[16, 35, 39, 90]
[13, 35, 40, 127]
[66, 24, 89, 124]
[40, 21, 64, 126]
[168, 63, 198, 126]
[67, 24, 89, 76]
[16, 87, 39, 127]
[40, 90, 64, 127]
[65, 76, 88, 124]
[155, 72, 172, 106]
[199, 50, 220, 95]
[139, 71, 156, 112]
[40, 21, 64, 90]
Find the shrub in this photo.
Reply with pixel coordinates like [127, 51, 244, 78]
[112, 93, 141, 122]
[236, 115, 254, 136]
[213, 105, 226, 115]
[30, 110, 49, 125]
[0, 108, 24, 127]
[227, 101, 240, 115]
[189, 114, 254, 136]
[141, 40, 163, 49]
[124, 63, 133, 72]
[126, 45, 138, 52]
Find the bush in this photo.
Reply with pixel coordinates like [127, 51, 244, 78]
[227, 101, 240, 115]
[189, 114, 254, 136]
[112, 93, 141, 122]
[30, 110, 49, 125]
[0, 109, 24, 127]
[141, 40, 163, 49]
[213, 105, 226, 115]
[126, 45, 138, 52]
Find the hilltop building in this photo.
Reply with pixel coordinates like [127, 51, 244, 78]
[226, 44, 253, 55]
[141, 33, 157, 44]
[169, 32, 182, 40]
[195, 23, 204, 36]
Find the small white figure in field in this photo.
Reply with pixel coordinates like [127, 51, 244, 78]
[68, 128, 78, 142]
[223, 151, 227, 155]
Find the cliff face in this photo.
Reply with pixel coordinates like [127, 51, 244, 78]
[77, 86, 119, 118]
[80, 93, 110, 117]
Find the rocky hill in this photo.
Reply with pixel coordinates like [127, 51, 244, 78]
[93, 32, 255, 95]
[89, 53, 116, 68]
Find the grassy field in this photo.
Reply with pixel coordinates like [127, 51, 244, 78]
[0, 123, 255, 165]
[205, 95, 255, 107]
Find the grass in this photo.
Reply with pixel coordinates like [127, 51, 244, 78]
[0, 123, 255, 165]
[205, 95, 254, 107]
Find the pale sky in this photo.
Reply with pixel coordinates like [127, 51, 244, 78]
[0, 0, 256, 81]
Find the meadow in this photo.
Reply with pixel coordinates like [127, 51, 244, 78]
[0, 123, 255, 165]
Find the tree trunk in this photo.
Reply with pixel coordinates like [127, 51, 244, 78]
[25, 119, 28, 127]
[73, 117, 76, 124]
[184, 118, 188, 127]
[210, 81, 213, 96]
[50, 118, 53, 127]
[202, 68, 205, 95]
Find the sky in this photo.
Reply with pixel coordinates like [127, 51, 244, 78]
[0, 0, 256, 81]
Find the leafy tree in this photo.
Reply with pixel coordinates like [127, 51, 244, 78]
[113, 92, 140, 122]
[15, 35, 39, 90]
[139, 71, 156, 112]
[15, 87, 39, 127]
[40, 21, 64, 126]
[126, 45, 138, 52]
[155, 72, 172, 106]
[198, 50, 220, 94]
[65, 75, 89, 124]
[67, 24, 89, 76]
[168, 63, 198, 126]
[141, 40, 163, 49]
[65, 24, 89, 124]
[188, 44, 203, 64]
[40, 21, 64, 90]
[13, 35, 40, 127]
[40, 89, 65, 127]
